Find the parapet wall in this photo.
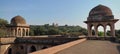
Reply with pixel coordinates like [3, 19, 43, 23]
[0, 37, 16, 44]
[30, 38, 86, 54]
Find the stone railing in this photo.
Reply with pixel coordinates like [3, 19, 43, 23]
[30, 38, 86, 54]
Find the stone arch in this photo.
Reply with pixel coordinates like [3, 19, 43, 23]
[96, 24, 104, 28]
[106, 24, 112, 36]
[97, 25, 104, 36]
[8, 48, 12, 54]
[30, 45, 36, 52]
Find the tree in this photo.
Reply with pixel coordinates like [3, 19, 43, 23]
[29, 25, 88, 36]
[115, 30, 120, 38]
[0, 18, 8, 28]
[48, 28, 60, 35]
[98, 31, 104, 36]
[0, 18, 8, 37]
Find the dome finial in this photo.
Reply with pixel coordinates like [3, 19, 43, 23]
[98, 4, 102, 6]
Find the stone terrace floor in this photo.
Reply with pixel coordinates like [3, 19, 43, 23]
[56, 40, 120, 54]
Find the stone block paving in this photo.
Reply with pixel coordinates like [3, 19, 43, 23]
[56, 40, 120, 54]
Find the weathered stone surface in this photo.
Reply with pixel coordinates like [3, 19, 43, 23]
[56, 40, 120, 54]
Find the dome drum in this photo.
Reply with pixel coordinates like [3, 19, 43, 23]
[87, 15, 114, 21]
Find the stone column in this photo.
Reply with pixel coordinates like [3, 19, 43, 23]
[111, 24, 115, 37]
[104, 26, 106, 37]
[13, 29, 15, 36]
[27, 28, 30, 36]
[95, 25, 98, 37]
[25, 28, 26, 36]
[87, 24, 91, 37]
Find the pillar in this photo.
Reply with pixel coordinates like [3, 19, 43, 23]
[87, 24, 92, 37]
[24, 28, 26, 36]
[103, 26, 106, 37]
[27, 28, 29, 36]
[13, 29, 15, 36]
[94, 25, 98, 37]
[111, 24, 115, 37]
[87, 24, 91, 37]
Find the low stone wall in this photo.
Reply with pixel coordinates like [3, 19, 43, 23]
[0, 37, 16, 44]
[87, 36, 116, 41]
[30, 38, 86, 54]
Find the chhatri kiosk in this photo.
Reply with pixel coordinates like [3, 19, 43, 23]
[84, 5, 119, 37]
[7, 16, 30, 37]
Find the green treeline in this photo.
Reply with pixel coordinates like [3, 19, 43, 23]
[0, 18, 8, 36]
[29, 24, 87, 36]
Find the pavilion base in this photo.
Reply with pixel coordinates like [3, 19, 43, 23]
[86, 36, 117, 42]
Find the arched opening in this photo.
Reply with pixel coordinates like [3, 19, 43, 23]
[18, 29, 21, 36]
[15, 29, 17, 36]
[8, 48, 12, 54]
[106, 25, 111, 36]
[26, 29, 28, 36]
[23, 29, 25, 36]
[91, 25, 95, 36]
[30, 46, 36, 52]
[97, 25, 104, 37]
[20, 45, 24, 49]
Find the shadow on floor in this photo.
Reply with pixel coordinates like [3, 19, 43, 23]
[117, 45, 120, 54]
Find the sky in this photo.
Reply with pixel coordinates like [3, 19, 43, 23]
[0, 0, 120, 30]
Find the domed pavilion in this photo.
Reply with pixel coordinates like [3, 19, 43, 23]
[84, 5, 119, 37]
[7, 15, 30, 37]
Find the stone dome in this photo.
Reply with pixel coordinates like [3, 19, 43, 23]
[11, 16, 26, 25]
[88, 5, 114, 21]
[89, 5, 112, 16]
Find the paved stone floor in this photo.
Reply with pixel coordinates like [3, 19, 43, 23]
[56, 40, 120, 54]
